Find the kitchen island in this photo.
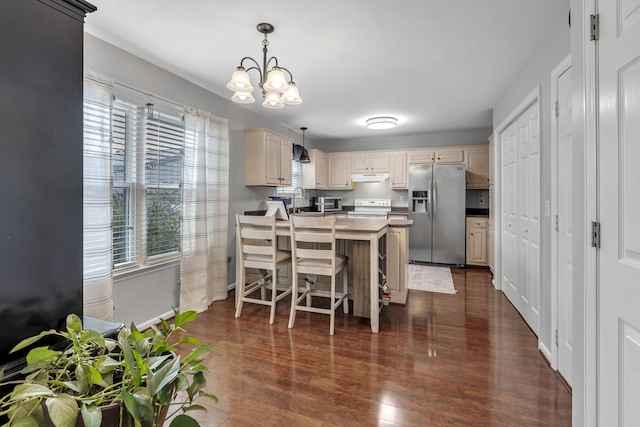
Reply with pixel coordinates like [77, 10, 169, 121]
[237, 217, 416, 333]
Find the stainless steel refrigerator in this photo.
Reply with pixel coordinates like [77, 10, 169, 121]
[408, 164, 466, 265]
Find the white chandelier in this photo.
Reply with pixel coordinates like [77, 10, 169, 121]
[226, 23, 302, 109]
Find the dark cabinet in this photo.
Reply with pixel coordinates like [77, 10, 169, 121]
[0, 0, 96, 376]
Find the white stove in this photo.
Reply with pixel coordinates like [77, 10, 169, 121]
[347, 199, 392, 219]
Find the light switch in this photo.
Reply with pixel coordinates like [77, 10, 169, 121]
[544, 200, 550, 217]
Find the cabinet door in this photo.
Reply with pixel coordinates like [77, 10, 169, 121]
[387, 229, 401, 294]
[408, 150, 435, 164]
[390, 152, 407, 188]
[265, 134, 282, 185]
[327, 154, 351, 189]
[351, 153, 369, 173]
[466, 146, 490, 188]
[466, 218, 488, 265]
[370, 153, 390, 172]
[467, 227, 487, 264]
[435, 149, 464, 163]
[316, 152, 327, 189]
[279, 137, 293, 186]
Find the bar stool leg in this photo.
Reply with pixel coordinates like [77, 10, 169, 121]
[343, 264, 349, 314]
[235, 267, 245, 318]
[288, 274, 298, 329]
[269, 268, 278, 324]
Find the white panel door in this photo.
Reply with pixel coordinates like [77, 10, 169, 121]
[557, 66, 573, 386]
[501, 122, 518, 307]
[517, 102, 540, 335]
[598, 0, 640, 424]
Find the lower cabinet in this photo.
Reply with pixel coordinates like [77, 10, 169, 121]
[387, 226, 409, 304]
[466, 217, 488, 266]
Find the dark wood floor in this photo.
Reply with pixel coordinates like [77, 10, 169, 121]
[172, 268, 571, 426]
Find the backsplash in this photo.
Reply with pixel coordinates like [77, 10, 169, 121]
[321, 182, 408, 207]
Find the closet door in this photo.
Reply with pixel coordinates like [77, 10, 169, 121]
[516, 103, 540, 334]
[501, 122, 518, 308]
[500, 100, 540, 336]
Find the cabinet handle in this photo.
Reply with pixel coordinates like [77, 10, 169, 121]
[524, 228, 529, 233]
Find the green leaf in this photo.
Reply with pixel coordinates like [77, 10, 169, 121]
[10, 384, 54, 400]
[149, 356, 180, 396]
[176, 337, 203, 346]
[45, 394, 79, 427]
[10, 418, 40, 427]
[10, 330, 61, 353]
[169, 414, 200, 427]
[122, 389, 142, 422]
[182, 404, 207, 413]
[7, 400, 45, 425]
[198, 392, 219, 404]
[94, 355, 122, 374]
[174, 310, 197, 328]
[65, 314, 83, 333]
[23, 346, 59, 371]
[187, 371, 206, 400]
[60, 380, 84, 393]
[182, 346, 212, 366]
[131, 388, 152, 421]
[80, 404, 102, 427]
[80, 330, 105, 348]
[73, 365, 89, 394]
[160, 318, 170, 335]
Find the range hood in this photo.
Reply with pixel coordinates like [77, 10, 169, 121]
[351, 173, 390, 183]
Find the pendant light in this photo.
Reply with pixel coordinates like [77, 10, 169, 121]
[299, 127, 310, 163]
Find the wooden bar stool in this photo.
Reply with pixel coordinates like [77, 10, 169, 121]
[288, 215, 349, 335]
[236, 214, 292, 324]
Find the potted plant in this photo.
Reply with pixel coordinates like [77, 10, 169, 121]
[0, 310, 217, 427]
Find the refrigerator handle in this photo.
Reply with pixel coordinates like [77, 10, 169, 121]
[427, 180, 431, 215]
[433, 181, 438, 222]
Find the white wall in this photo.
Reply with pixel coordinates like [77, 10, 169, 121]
[491, 13, 570, 355]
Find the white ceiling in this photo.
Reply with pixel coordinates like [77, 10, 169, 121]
[84, 0, 569, 141]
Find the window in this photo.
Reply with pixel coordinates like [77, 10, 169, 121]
[111, 98, 184, 269]
[277, 160, 303, 195]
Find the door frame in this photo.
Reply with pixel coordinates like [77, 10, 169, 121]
[493, 86, 540, 296]
[573, 0, 598, 425]
[549, 54, 572, 370]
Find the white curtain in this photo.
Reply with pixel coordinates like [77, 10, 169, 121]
[83, 72, 114, 320]
[180, 108, 230, 312]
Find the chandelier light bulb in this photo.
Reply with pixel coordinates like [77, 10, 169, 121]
[226, 68, 254, 92]
[281, 82, 302, 105]
[262, 92, 285, 109]
[263, 68, 288, 93]
[231, 91, 256, 104]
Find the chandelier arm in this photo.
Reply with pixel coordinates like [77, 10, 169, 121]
[239, 56, 262, 72]
[276, 66, 295, 83]
[265, 56, 280, 71]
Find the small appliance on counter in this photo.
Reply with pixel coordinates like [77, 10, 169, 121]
[310, 196, 342, 213]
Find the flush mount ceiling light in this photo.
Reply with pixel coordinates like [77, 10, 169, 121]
[366, 116, 398, 130]
[227, 23, 302, 109]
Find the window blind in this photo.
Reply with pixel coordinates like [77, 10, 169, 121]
[144, 113, 184, 257]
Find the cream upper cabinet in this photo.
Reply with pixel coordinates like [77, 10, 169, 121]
[435, 148, 464, 163]
[327, 153, 352, 189]
[466, 217, 488, 266]
[389, 152, 408, 189]
[465, 145, 490, 189]
[302, 149, 327, 190]
[244, 128, 293, 186]
[408, 148, 464, 164]
[351, 152, 390, 173]
[408, 150, 435, 164]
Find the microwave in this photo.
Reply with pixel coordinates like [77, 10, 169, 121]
[310, 196, 342, 213]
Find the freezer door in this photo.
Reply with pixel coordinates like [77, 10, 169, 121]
[432, 164, 466, 265]
[408, 165, 433, 263]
